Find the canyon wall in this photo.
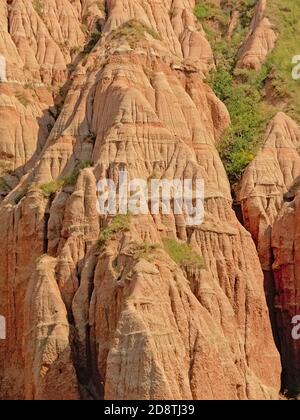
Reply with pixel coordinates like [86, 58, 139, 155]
[0, 0, 285, 400]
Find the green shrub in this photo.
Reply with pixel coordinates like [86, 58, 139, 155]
[216, 73, 270, 183]
[39, 161, 93, 196]
[208, 60, 274, 183]
[62, 160, 93, 186]
[209, 65, 233, 102]
[110, 20, 160, 46]
[98, 215, 131, 247]
[163, 238, 205, 269]
[194, 2, 229, 26]
[83, 31, 102, 54]
[40, 180, 64, 197]
[194, 4, 211, 20]
[195, 0, 300, 182]
[238, 0, 257, 28]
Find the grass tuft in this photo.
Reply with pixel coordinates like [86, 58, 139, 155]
[110, 20, 161, 47]
[163, 238, 205, 269]
[98, 215, 131, 248]
[40, 180, 64, 197]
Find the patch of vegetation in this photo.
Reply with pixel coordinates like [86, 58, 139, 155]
[62, 160, 93, 186]
[163, 238, 205, 269]
[98, 215, 131, 247]
[33, 0, 44, 17]
[0, 160, 13, 175]
[131, 242, 160, 262]
[39, 161, 93, 197]
[83, 31, 102, 54]
[194, 1, 276, 182]
[264, 0, 300, 119]
[194, 2, 230, 27]
[0, 159, 13, 192]
[212, 65, 274, 183]
[40, 180, 64, 197]
[195, 1, 300, 182]
[110, 20, 161, 47]
[238, 0, 257, 28]
[0, 177, 8, 190]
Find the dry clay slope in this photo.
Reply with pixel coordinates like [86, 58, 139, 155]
[0, 0, 281, 400]
[237, 1, 300, 397]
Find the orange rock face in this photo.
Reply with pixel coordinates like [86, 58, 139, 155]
[236, 0, 277, 71]
[240, 112, 300, 396]
[272, 191, 300, 395]
[0, 0, 282, 400]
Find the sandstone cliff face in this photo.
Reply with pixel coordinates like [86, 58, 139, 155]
[272, 190, 300, 395]
[0, 0, 282, 400]
[236, 0, 276, 71]
[240, 113, 300, 395]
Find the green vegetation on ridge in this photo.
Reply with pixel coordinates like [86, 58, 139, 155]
[163, 238, 205, 269]
[40, 160, 92, 197]
[110, 20, 161, 47]
[98, 215, 131, 248]
[194, 0, 300, 183]
[264, 0, 300, 118]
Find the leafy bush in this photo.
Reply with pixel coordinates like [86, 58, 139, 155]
[40, 180, 64, 197]
[238, 0, 257, 28]
[194, 4, 211, 20]
[163, 238, 205, 269]
[194, 2, 229, 26]
[195, 0, 300, 183]
[39, 161, 93, 196]
[212, 67, 271, 183]
[203, 0, 274, 183]
[209, 65, 233, 102]
[98, 215, 131, 247]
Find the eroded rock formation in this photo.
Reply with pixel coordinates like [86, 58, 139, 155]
[240, 113, 300, 395]
[0, 0, 283, 400]
[236, 0, 276, 71]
